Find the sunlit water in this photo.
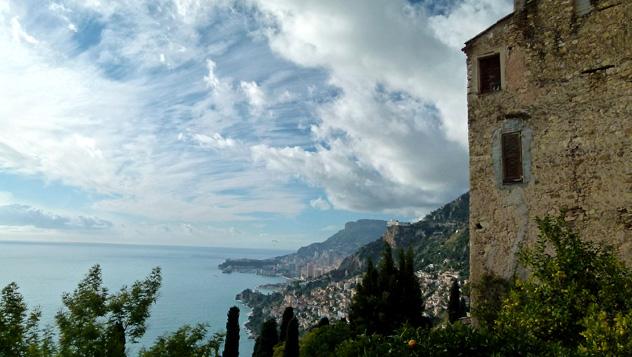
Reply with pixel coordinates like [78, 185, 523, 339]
[0, 241, 289, 355]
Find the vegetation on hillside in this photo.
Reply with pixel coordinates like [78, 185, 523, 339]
[335, 192, 470, 279]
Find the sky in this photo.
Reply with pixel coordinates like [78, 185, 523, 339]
[0, 0, 512, 249]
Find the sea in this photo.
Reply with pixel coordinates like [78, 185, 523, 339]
[0, 241, 290, 355]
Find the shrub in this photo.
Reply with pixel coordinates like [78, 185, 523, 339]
[300, 321, 352, 357]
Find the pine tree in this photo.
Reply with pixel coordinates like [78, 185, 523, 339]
[283, 317, 299, 357]
[253, 318, 278, 357]
[223, 306, 239, 357]
[279, 307, 294, 342]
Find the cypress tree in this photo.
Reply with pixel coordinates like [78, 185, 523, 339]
[223, 306, 240, 357]
[349, 258, 379, 334]
[350, 245, 425, 335]
[283, 317, 299, 357]
[448, 279, 464, 323]
[279, 306, 294, 342]
[397, 248, 424, 327]
[253, 318, 278, 357]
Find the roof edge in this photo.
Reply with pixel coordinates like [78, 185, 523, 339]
[462, 12, 515, 53]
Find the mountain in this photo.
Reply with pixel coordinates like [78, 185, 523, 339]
[335, 192, 469, 278]
[238, 192, 471, 335]
[218, 219, 387, 278]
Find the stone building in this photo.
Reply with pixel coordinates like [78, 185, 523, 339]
[463, 0, 632, 289]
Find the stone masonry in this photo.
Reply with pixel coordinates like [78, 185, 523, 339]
[463, 0, 632, 294]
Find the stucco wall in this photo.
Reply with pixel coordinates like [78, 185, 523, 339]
[464, 0, 632, 290]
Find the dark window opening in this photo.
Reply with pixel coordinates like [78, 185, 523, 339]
[479, 54, 501, 94]
[502, 132, 523, 184]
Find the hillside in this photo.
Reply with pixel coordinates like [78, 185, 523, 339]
[239, 192, 470, 335]
[219, 219, 387, 278]
[335, 192, 469, 278]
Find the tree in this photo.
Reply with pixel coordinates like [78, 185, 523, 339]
[279, 307, 294, 342]
[349, 244, 425, 335]
[253, 318, 278, 357]
[140, 324, 225, 357]
[56, 264, 161, 356]
[0, 282, 52, 356]
[348, 258, 379, 334]
[448, 279, 465, 323]
[223, 306, 239, 357]
[283, 317, 299, 357]
[394, 248, 424, 328]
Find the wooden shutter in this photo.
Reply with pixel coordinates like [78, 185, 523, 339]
[502, 132, 523, 183]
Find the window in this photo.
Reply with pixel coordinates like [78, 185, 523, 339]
[502, 131, 523, 183]
[479, 54, 501, 94]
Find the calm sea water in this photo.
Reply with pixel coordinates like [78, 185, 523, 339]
[0, 241, 289, 355]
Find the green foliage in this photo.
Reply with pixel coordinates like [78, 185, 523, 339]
[447, 279, 466, 323]
[278, 307, 293, 342]
[139, 324, 224, 357]
[253, 318, 278, 357]
[349, 244, 425, 335]
[300, 321, 352, 357]
[334, 334, 392, 357]
[282, 318, 299, 357]
[0, 282, 54, 357]
[495, 214, 632, 348]
[222, 306, 239, 357]
[471, 274, 511, 329]
[579, 306, 632, 355]
[108, 266, 162, 342]
[332, 324, 568, 357]
[55, 265, 162, 356]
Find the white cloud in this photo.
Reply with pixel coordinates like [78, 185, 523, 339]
[0, 1, 306, 226]
[247, 0, 511, 215]
[10, 16, 38, 44]
[0, 0, 514, 246]
[192, 133, 237, 150]
[0, 204, 113, 230]
[429, 0, 513, 49]
[309, 197, 331, 210]
[240, 80, 266, 116]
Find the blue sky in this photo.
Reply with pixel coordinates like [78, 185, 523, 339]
[0, 0, 511, 249]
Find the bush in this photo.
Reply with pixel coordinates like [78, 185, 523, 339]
[495, 214, 632, 349]
[300, 321, 353, 357]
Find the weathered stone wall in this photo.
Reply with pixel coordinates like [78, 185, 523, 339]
[464, 0, 632, 290]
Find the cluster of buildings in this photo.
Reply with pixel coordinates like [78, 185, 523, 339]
[255, 268, 467, 331]
[267, 278, 361, 330]
[280, 251, 342, 280]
